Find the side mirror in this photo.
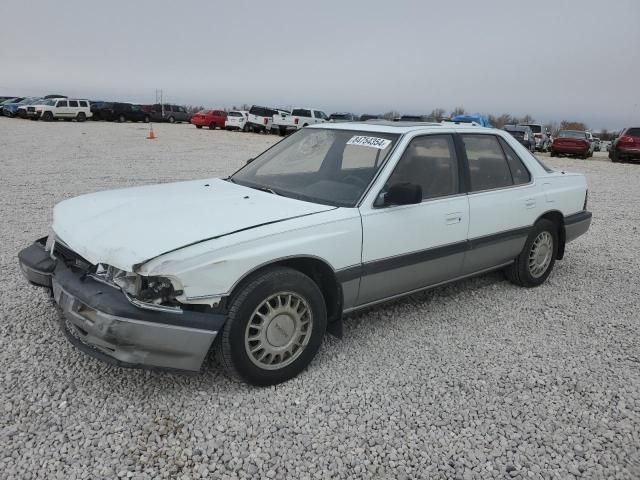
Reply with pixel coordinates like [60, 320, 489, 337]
[246, 157, 255, 164]
[385, 183, 422, 206]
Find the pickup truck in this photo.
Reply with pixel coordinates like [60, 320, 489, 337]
[271, 108, 329, 135]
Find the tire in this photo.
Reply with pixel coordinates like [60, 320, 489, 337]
[42, 111, 54, 122]
[550, 151, 556, 157]
[76, 112, 86, 122]
[118, 114, 126, 123]
[168, 116, 175, 124]
[242, 124, 249, 132]
[209, 122, 216, 130]
[196, 125, 202, 129]
[504, 219, 558, 288]
[612, 151, 619, 163]
[143, 115, 150, 123]
[216, 267, 327, 385]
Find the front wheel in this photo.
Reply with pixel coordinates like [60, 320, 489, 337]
[168, 116, 175, 124]
[505, 219, 558, 287]
[216, 267, 327, 385]
[242, 124, 249, 132]
[42, 111, 54, 121]
[209, 122, 216, 130]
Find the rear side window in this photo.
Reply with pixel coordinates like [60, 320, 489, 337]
[462, 134, 513, 191]
[69, 100, 78, 107]
[57, 100, 68, 107]
[499, 138, 531, 185]
[292, 109, 311, 117]
[388, 134, 459, 200]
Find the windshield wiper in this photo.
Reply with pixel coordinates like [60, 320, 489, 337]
[250, 185, 280, 196]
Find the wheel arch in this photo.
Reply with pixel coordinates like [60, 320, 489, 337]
[536, 210, 566, 259]
[228, 256, 344, 337]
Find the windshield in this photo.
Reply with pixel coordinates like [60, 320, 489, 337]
[42, 99, 57, 106]
[558, 130, 586, 139]
[231, 128, 400, 207]
[18, 97, 37, 105]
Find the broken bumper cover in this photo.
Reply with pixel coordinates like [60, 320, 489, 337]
[18, 240, 225, 372]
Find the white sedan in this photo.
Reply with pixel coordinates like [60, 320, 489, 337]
[18, 122, 591, 385]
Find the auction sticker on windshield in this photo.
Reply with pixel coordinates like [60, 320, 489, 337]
[347, 136, 392, 149]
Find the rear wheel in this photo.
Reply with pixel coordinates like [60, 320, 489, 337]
[195, 125, 202, 129]
[550, 150, 556, 157]
[118, 114, 126, 123]
[505, 219, 558, 288]
[216, 267, 327, 385]
[168, 116, 175, 124]
[143, 115, 150, 123]
[209, 122, 216, 130]
[76, 112, 86, 122]
[242, 124, 249, 132]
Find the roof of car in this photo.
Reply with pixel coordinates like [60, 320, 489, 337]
[309, 120, 493, 134]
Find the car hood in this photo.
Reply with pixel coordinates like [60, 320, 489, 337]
[52, 178, 335, 271]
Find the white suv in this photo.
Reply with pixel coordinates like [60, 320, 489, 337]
[272, 108, 329, 135]
[36, 98, 92, 122]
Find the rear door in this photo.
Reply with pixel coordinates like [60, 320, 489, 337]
[358, 133, 469, 305]
[460, 133, 540, 274]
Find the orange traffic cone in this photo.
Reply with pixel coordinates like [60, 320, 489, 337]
[147, 124, 157, 140]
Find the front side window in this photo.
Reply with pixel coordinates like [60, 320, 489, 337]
[462, 134, 513, 191]
[232, 129, 400, 207]
[387, 135, 459, 200]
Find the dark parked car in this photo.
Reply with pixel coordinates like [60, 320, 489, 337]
[3, 97, 37, 117]
[503, 125, 535, 152]
[150, 104, 191, 123]
[329, 112, 356, 122]
[551, 130, 593, 159]
[91, 102, 151, 122]
[359, 114, 381, 121]
[0, 97, 24, 115]
[395, 115, 428, 122]
[609, 127, 640, 163]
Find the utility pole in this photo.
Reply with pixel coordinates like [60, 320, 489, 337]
[155, 89, 164, 117]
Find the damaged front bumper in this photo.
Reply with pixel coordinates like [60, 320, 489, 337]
[17, 239, 225, 372]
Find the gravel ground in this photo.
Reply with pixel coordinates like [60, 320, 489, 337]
[1, 118, 639, 479]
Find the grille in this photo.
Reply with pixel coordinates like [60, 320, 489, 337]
[53, 241, 93, 271]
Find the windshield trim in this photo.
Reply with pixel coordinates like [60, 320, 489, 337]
[230, 128, 403, 208]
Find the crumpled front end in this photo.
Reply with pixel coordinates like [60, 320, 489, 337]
[17, 236, 225, 372]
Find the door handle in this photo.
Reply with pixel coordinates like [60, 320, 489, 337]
[525, 198, 536, 209]
[445, 212, 463, 225]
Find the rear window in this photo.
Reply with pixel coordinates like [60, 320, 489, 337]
[522, 124, 542, 133]
[558, 130, 586, 139]
[228, 111, 243, 117]
[292, 109, 312, 117]
[625, 128, 640, 136]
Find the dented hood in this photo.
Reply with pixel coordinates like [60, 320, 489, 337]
[52, 178, 334, 271]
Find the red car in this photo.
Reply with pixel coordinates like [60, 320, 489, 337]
[610, 127, 640, 163]
[550, 130, 592, 159]
[191, 109, 227, 130]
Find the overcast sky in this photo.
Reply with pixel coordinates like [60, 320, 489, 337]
[1, 0, 638, 130]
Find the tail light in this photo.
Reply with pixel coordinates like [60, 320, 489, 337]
[524, 134, 529, 141]
[294, 117, 299, 125]
[263, 117, 268, 125]
[619, 136, 634, 144]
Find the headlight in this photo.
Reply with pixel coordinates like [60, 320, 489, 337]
[94, 265, 182, 305]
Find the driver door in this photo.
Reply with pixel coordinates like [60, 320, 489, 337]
[357, 134, 469, 306]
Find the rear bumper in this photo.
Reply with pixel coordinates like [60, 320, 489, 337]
[18, 240, 225, 372]
[616, 147, 640, 158]
[565, 211, 592, 243]
[552, 145, 589, 155]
